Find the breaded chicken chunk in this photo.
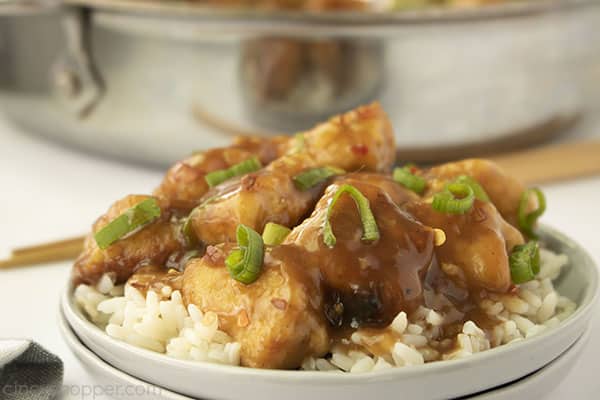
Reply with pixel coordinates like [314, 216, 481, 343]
[188, 103, 396, 244]
[72, 195, 183, 285]
[421, 159, 530, 228]
[182, 243, 329, 369]
[154, 136, 289, 208]
[284, 175, 435, 327]
[405, 199, 524, 293]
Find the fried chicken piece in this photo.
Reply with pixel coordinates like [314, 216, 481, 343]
[421, 159, 530, 228]
[154, 136, 289, 208]
[300, 102, 396, 172]
[182, 244, 329, 369]
[405, 199, 524, 293]
[72, 195, 183, 285]
[284, 175, 435, 328]
[189, 103, 396, 244]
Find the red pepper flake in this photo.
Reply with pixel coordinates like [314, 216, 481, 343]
[351, 144, 369, 156]
[206, 245, 224, 264]
[472, 205, 487, 223]
[271, 298, 288, 310]
[240, 174, 257, 190]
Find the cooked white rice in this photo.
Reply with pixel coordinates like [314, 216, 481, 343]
[74, 279, 241, 365]
[74, 248, 575, 372]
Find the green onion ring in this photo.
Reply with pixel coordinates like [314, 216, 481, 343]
[293, 167, 345, 191]
[225, 224, 264, 284]
[518, 188, 546, 239]
[205, 157, 262, 187]
[262, 222, 292, 246]
[322, 184, 380, 248]
[393, 165, 426, 194]
[509, 241, 540, 284]
[454, 175, 490, 202]
[94, 198, 161, 250]
[432, 182, 475, 214]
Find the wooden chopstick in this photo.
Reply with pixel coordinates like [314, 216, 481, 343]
[11, 235, 85, 256]
[0, 236, 84, 269]
[489, 140, 600, 185]
[1, 139, 599, 270]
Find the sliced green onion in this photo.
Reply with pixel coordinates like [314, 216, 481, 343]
[509, 241, 540, 284]
[94, 198, 161, 250]
[432, 181, 475, 214]
[323, 184, 380, 248]
[293, 167, 345, 191]
[262, 222, 291, 246]
[205, 157, 262, 187]
[225, 224, 264, 284]
[455, 175, 490, 202]
[518, 188, 546, 239]
[393, 165, 426, 194]
[181, 217, 197, 247]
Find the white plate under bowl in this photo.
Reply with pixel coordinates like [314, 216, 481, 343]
[61, 226, 599, 400]
[59, 309, 591, 400]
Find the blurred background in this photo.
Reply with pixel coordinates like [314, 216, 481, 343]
[1, 0, 599, 166]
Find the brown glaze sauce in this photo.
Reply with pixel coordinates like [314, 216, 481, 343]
[128, 265, 184, 298]
[319, 192, 435, 329]
[122, 170, 521, 364]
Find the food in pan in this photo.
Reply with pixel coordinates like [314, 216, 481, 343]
[74, 103, 575, 372]
[201, 0, 513, 12]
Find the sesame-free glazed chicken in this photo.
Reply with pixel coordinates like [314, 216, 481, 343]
[283, 176, 436, 328]
[73, 103, 393, 286]
[406, 199, 524, 293]
[187, 103, 395, 244]
[72, 195, 184, 285]
[182, 175, 435, 368]
[183, 243, 329, 369]
[72, 104, 550, 370]
[154, 135, 290, 208]
[420, 159, 530, 228]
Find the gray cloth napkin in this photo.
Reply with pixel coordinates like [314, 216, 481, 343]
[0, 340, 63, 400]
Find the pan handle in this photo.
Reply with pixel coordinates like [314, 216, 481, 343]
[51, 6, 104, 118]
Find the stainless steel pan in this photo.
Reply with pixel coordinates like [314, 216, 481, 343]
[0, 0, 598, 165]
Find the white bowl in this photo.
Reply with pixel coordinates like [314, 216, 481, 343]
[61, 226, 599, 400]
[58, 309, 591, 400]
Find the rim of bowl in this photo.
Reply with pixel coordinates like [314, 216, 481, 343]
[64, 0, 597, 25]
[58, 308, 193, 400]
[58, 305, 592, 400]
[62, 224, 599, 383]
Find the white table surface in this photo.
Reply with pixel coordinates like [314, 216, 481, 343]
[0, 115, 599, 400]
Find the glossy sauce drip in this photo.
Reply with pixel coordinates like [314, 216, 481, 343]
[425, 253, 504, 325]
[268, 245, 326, 317]
[283, 179, 436, 331]
[128, 265, 183, 297]
[407, 200, 515, 293]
